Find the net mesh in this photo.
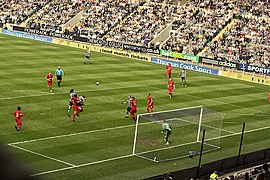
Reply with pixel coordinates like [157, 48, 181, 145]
[133, 106, 225, 162]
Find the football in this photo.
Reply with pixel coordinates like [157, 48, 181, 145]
[96, 81, 99, 85]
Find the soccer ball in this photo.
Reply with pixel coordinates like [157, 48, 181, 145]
[96, 82, 99, 85]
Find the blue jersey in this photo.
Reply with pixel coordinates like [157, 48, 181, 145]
[56, 69, 63, 76]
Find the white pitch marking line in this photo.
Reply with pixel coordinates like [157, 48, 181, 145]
[31, 125, 270, 177]
[31, 154, 133, 176]
[0, 84, 148, 100]
[8, 121, 155, 145]
[8, 144, 76, 167]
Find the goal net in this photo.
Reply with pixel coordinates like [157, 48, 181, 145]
[132, 105, 225, 162]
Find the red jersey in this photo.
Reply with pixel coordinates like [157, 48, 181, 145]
[46, 73, 53, 82]
[131, 99, 137, 109]
[72, 97, 78, 106]
[168, 81, 175, 90]
[166, 65, 172, 73]
[147, 96, 153, 106]
[14, 110, 24, 119]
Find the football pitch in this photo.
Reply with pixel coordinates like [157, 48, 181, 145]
[0, 33, 270, 180]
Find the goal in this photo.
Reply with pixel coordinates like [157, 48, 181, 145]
[132, 105, 225, 162]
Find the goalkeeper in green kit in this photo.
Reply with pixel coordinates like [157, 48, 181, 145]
[161, 120, 172, 145]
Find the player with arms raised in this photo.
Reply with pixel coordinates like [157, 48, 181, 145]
[46, 72, 53, 92]
[13, 106, 25, 131]
[168, 78, 175, 98]
[146, 93, 154, 113]
[130, 97, 137, 121]
[165, 63, 172, 79]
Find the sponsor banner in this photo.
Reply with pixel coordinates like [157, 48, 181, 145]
[201, 57, 219, 65]
[201, 57, 237, 68]
[98, 47, 151, 62]
[1, 29, 53, 43]
[53, 39, 151, 62]
[238, 63, 270, 74]
[151, 57, 219, 75]
[220, 71, 270, 85]
[159, 49, 199, 62]
[24, 28, 73, 40]
[88, 38, 159, 54]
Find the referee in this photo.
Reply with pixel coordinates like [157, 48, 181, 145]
[55, 66, 64, 87]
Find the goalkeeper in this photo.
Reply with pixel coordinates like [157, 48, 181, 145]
[161, 120, 172, 145]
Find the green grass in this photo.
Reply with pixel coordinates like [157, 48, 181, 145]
[0, 33, 270, 180]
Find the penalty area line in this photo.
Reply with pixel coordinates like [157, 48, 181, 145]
[8, 144, 76, 167]
[31, 154, 134, 176]
[8, 121, 155, 145]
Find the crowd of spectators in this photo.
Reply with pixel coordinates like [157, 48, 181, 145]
[105, 2, 191, 47]
[203, 15, 270, 67]
[0, 0, 49, 25]
[77, 0, 138, 38]
[161, 7, 233, 55]
[1, 0, 270, 67]
[26, 0, 92, 33]
[237, 0, 270, 18]
[221, 162, 270, 180]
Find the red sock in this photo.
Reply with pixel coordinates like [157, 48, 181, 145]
[17, 123, 22, 130]
[131, 113, 136, 120]
[72, 114, 75, 121]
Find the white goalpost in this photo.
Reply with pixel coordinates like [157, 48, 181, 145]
[132, 105, 225, 162]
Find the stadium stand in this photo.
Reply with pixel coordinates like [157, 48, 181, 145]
[161, 7, 233, 55]
[26, 0, 93, 33]
[0, 0, 49, 25]
[104, 1, 183, 47]
[220, 162, 270, 180]
[202, 15, 270, 67]
[77, 0, 138, 38]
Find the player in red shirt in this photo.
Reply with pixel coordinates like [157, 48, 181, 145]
[130, 97, 137, 121]
[165, 63, 172, 79]
[146, 93, 154, 113]
[168, 78, 175, 98]
[13, 106, 25, 131]
[71, 94, 79, 122]
[46, 72, 53, 92]
[268, 90, 270, 104]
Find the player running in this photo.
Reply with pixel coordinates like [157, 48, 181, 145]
[122, 95, 132, 118]
[67, 89, 76, 117]
[165, 63, 172, 79]
[84, 47, 92, 64]
[13, 106, 25, 131]
[130, 97, 137, 121]
[178, 68, 187, 87]
[55, 66, 64, 87]
[161, 120, 172, 145]
[77, 95, 86, 117]
[46, 72, 53, 92]
[146, 93, 154, 113]
[168, 78, 175, 98]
